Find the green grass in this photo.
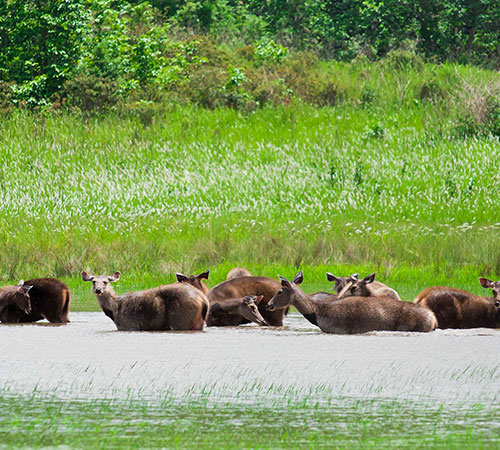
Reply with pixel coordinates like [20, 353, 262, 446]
[0, 392, 497, 449]
[0, 59, 500, 303]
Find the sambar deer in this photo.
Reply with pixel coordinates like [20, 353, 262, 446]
[267, 271, 436, 334]
[82, 271, 209, 331]
[226, 267, 252, 280]
[334, 272, 401, 301]
[207, 295, 268, 326]
[207, 276, 284, 326]
[0, 281, 33, 323]
[414, 277, 500, 329]
[175, 270, 210, 294]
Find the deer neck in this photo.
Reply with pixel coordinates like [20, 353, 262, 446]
[95, 288, 119, 316]
[291, 290, 319, 326]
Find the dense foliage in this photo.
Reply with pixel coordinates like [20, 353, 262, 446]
[0, 0, 498, 111]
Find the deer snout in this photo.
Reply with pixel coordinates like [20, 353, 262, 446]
[266, 302, 275, 312]
[25, 306, 31, 314]
[94, 288, 103, 294]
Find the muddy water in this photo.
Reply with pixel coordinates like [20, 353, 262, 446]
[1, 312, 500, 406]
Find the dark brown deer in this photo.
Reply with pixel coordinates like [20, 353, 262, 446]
[12, 278, 72, 323]
[207, 276, 284, 326]
[414, 278, 500, 329]
[176, 270, 210, 294]
[226, 267, 252, 280]
[0, 281, 33, 323]
[82, 271, 209, 331]
[267, 271, 437, 334]
[207, 295, 267, 326]
[335, 272, 401, 301]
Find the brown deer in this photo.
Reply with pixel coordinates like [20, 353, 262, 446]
[207, 276, 284, 326]
[227, 267, 252, 280]
[326, 272, 359, 294]
[0, 281, 33, 323]
[207, 295, 268, 326]
[82, 271, 209, 331]
[414, 278, 500, 329]
[335, 272, 401, 301]
[175, 270, 210, 294]
[309, 292, 338, 302]
[267, 271, 437, 334]
[9, 278, 72, 323]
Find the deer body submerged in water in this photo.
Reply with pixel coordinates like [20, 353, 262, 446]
[82, 271, 209, 331]
[415, 277, 500, 329]
[207, 276, 284, 326]
[175, 271, 268, 326]
[267, 272, 437, 334]
[332, 272, 401, 301]
[0, 281, 33, 323]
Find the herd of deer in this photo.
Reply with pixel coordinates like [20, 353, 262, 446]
[1, 268, 499, 333]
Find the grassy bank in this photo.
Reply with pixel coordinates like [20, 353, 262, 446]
[1, 60, 500, 304]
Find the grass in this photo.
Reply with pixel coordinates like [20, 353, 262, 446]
[0, 59, 499, 301]
[0, 391, 498, 448]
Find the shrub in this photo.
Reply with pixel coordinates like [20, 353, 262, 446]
[63, 75, 118, 111]
[455, 79, 500, 137]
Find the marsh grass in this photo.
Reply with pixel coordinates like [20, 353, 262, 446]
[0, 391, 497, 448]
[1, 60, 500, 301]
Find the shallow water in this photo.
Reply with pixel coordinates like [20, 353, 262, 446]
[1, 312, 499, 407]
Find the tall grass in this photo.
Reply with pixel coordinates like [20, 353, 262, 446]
[0, 60, 499, 298]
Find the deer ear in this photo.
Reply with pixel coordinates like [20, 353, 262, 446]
[19, 284, 33, 293]
[351, 273, 359, 280]
[362, 272, 376, 284]
[243, 295, 254, 305]
[81, 272, 94, 282]
[108, 271, 121, 282]
[176, 273, 188, 283]
[479, 277, 493, 289]
[198, 270, 210, 280]
[326, 272, 338, 282]
[292, 271, 303, 285]
[278, 275, 292, 290]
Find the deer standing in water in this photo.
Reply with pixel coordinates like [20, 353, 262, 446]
[175, 270, 267, 326]
[207, 295, 268, 326]
[82, 271, 209, 331]
[307, 272, 361, 302]
[267, 271, 436, 334]
[0, 281, 33, 323]
[415, 277, 500, 329]
[334, 273, 401, 301]
[206, 276, 284, 326]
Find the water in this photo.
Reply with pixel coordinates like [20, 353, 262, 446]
[1, 312, 499, 406]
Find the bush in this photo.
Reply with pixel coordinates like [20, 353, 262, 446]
[63, 75, 118, 111]
[455, 79, 500, 137]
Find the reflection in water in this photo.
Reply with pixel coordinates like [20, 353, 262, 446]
[1, 312, 499, 407]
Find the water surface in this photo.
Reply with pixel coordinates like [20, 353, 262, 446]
[1, 312, 499, 406]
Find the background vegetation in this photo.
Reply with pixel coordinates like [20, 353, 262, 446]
[0, 0, 499, 110]
[0, 1, 499, 308]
